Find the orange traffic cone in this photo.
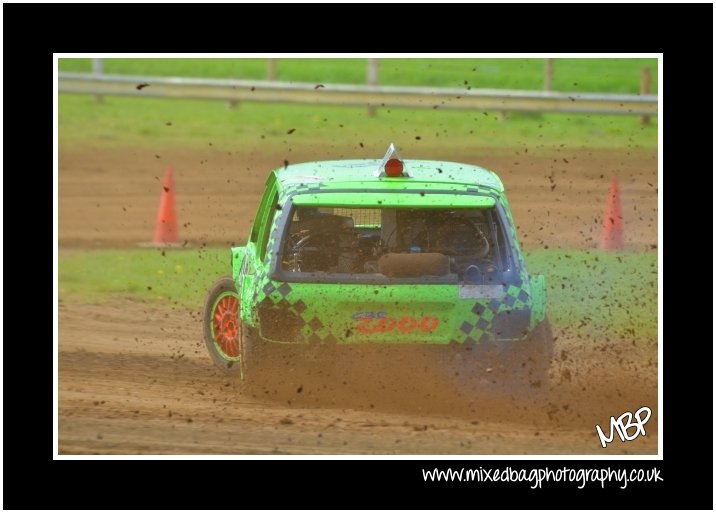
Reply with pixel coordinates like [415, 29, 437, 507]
[599, 176, 624, 250]
[152, 166, 180, 245]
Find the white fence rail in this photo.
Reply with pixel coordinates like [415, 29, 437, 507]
[58, 72, 658, 116]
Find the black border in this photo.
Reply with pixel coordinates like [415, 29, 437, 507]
[3, 3, 712, 510]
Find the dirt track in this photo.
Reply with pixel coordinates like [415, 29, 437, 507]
[59, 147, 658, 250]
[58, 147, 658, 455]
[59, 300, 657, 455]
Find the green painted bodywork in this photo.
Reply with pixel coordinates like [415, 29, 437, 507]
[229, 159, 546, 346]
[231, 246, 245, 283]
[293, 192, 496, 209]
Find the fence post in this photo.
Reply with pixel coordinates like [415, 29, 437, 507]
[92, 58, 104, 103]
[543, 58, 554, 92]
[367, 58, 379, 117]
[640, 67, 652, 126]
[267, 59, 278, 81]
[227, 76, 239, 109]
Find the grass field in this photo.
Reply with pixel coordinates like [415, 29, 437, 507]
[58, 248, 657, 344]
[58, 57, 658, 153]
[59, 57, 658, 93]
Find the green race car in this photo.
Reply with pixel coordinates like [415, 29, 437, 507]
[203, 145, 552, 391]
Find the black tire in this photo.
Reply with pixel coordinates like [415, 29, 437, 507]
[239, 325, 264, 385]
[203, 275, 244, 376]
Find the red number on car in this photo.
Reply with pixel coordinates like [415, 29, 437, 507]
[355, 315, 439, 334]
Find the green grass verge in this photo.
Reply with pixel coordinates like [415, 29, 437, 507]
[59, 94, 657, 153]
[58, 248, 657, 344]
[58, 248, 228, 307]
[526, 250, 657, 344]
[59, 57, 658, 94]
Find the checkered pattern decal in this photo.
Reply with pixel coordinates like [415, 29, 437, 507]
[254, 271, 342, 344]
[449, 279, 532, 344]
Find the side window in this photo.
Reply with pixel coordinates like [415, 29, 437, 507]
[257, 194, 278, 262]
[250, 173, 277, 243]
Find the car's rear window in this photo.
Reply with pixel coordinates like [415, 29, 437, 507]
[277, 204, 514, 284]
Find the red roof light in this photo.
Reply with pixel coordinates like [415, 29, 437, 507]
[384, 158, 404, 177]
[375, 143, 411, 178]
